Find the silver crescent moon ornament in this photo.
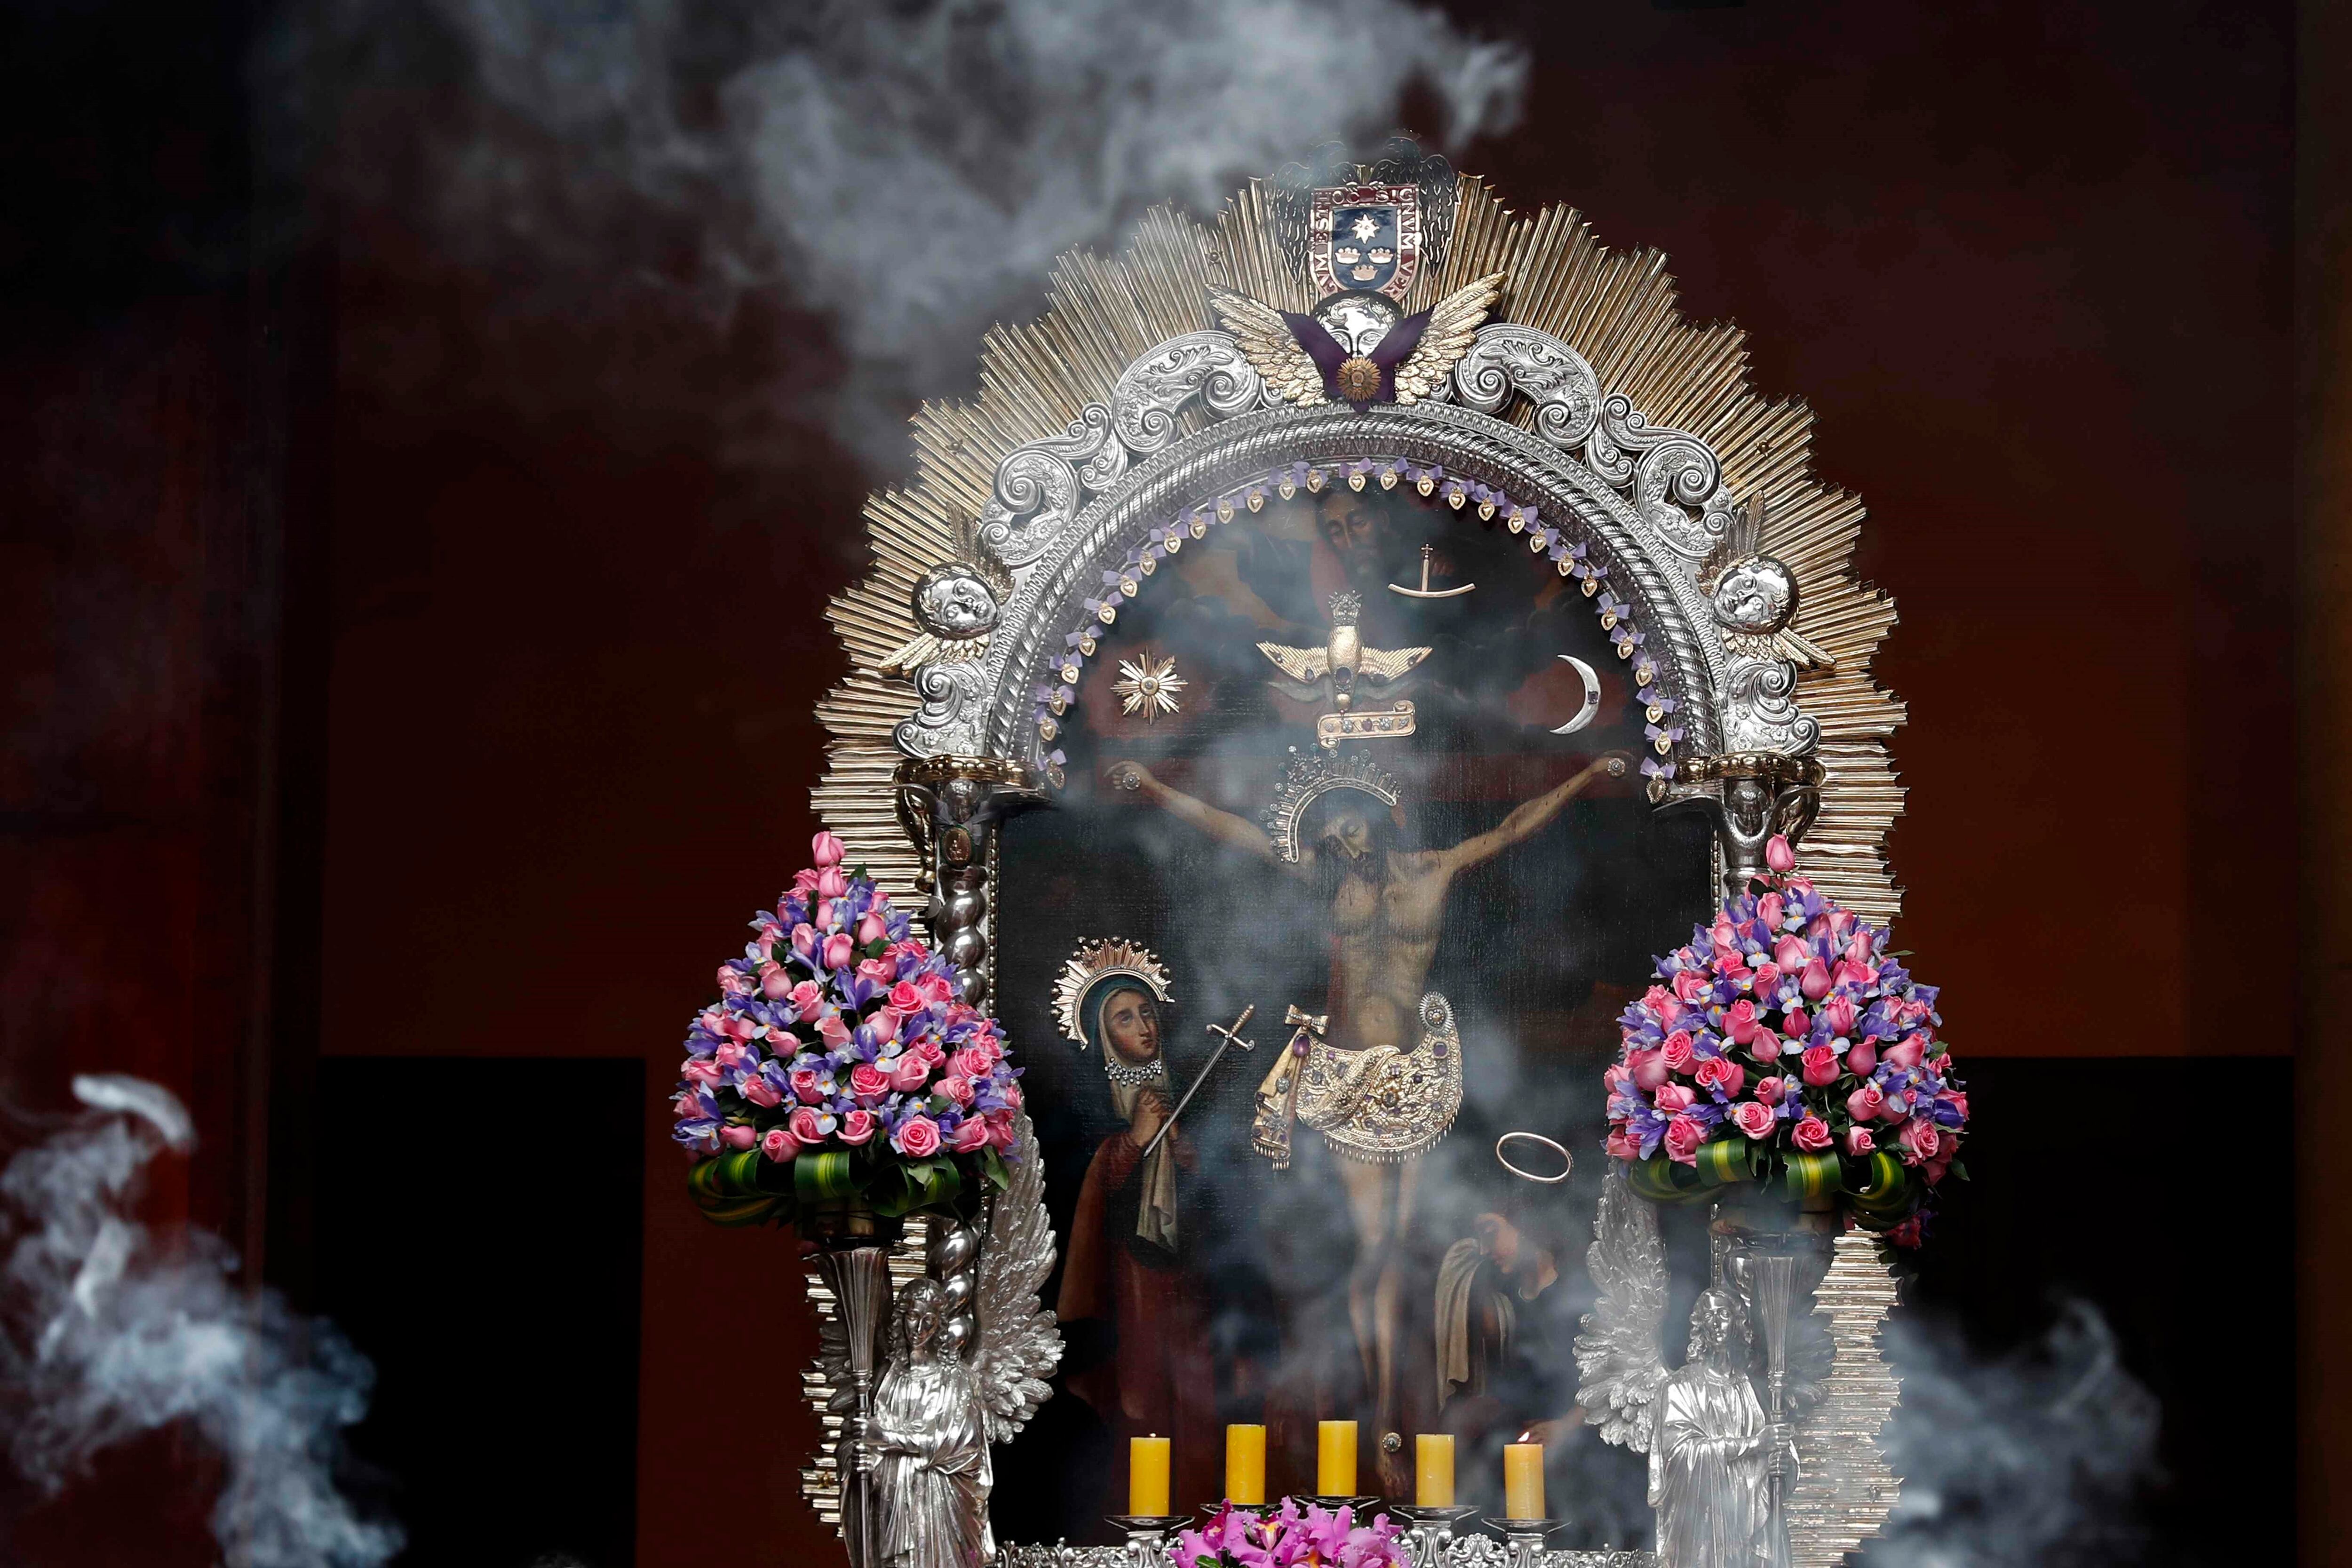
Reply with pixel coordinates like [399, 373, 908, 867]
[1551, 654, 1603, 734]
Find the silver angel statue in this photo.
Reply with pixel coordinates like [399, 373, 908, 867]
[1649, 1288, 1791, 1568]
[853, 1114, 1063, 1568]
[1573, 1167, 1792, 1568]
[865, 1277, 993, 1568]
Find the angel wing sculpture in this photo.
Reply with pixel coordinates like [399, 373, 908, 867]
[879, 629, 989, 682]
[1210, 272, 1506, 413]
[1575, 1160, 1670, 1451]
[970, 1112, 1063, 1443]
[1210, 288, 1332, 407]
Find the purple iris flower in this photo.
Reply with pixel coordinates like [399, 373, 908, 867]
[672, 1117, 722, 1155]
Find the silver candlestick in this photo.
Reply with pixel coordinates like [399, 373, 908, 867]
[1105, 1515, 1189, 1568]
[1392, 1504, 1479, 1568]
[1485, 1517, 1566, 1568]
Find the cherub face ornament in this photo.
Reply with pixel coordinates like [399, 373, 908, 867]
[1711, 555, 1797, 636]
[917, 565, 1000, 638]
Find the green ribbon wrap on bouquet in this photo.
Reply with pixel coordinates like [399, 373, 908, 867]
[793, 1149, 861, 1204]
[1627, 1137, 1921, 1221]
[1628, 1136, 1758, 1204]
[688, 1146, 794, 1227]
[1627, 1152, 1710, 1204]
[1780, 1148, 1840, 1203]
[687, 1143, 979, 1229]
[1694, 1137, 1758, 1187]
[865, 1157, 961, 1219]
[1843, 1147, 1923, 1227]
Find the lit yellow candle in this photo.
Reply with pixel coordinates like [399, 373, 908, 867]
[1130, 1435, 1172, 1516]
[1226, 1424, 1267, 1506]
[1503, 1441, 1545, 1520]
[1414, 1434, 1455, 1507]
[1316, 1420, 1358, 1496]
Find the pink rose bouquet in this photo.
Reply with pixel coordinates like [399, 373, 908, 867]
[1603, 835, 1967, 1245]
[678, 832, 1025, 1227]
[1172, 1500, 1406, 1568]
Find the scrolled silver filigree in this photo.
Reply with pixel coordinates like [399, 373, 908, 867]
[1722, 656, 1818, 754]
[979, 404, 1118, 570]
[1586, 395, 1734, 560]
[979, 399, 1729, 764]
[1451, 326, 1602, 448]
[1112, 331, 1264, 458]
[895, 660, 993, 759]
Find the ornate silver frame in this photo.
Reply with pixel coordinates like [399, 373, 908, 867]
[814, 158, 1906, 1568]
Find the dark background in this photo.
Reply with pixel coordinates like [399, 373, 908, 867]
[316, 1057, 646, 1568]
[0, 0, 2312, 1565]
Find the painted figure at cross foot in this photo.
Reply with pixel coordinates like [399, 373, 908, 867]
[1103, 747, 1629, 1492]
[1434, 1200, 1587, 1499]
[1051, 939, 1220, 1517]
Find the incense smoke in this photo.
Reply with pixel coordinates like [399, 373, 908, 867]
[1867, 1300, 2163, 1567]
[0, 1076, 399, 1568]
[271, 0, 1528, 467]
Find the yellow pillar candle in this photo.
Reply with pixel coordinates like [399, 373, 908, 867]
[1225, 1424, 1267, 1506]
[1503, 1441, 1545, 1520]
[1316, 1419, 1359, 1496]
[1130, 1435, 1172, 1516]
[1414, 1433, 1455, 1507]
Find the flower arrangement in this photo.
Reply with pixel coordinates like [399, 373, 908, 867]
[674, 832, 1025, 1227]
[1603, 836, 1967, 1245]
[1172, 1500, 1407, 1568]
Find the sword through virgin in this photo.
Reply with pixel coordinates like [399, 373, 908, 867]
[1141, 1003, 1256, 1160]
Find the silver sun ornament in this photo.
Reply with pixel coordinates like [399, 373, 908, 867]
[1112, 650, 1186, 721]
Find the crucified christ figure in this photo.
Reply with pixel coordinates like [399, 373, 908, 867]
[1106, 748, 1629, 1493]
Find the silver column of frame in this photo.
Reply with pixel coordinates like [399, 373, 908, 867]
[894, 755, 1047, 1009]
[1673, 752, 1827, 899]
[896, 756, 1042, 1357]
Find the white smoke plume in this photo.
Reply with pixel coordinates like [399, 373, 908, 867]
[273, 0, 1528, 465]
[1865, 1299, 2163, 1566]
[0, 1076, 399, 1568]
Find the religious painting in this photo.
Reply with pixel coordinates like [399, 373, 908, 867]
[991, 477, 1716, 1543]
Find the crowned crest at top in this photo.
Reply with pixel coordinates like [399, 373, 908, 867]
[1271, 135, 1460, 302]
[1311, 183, 1421, 301]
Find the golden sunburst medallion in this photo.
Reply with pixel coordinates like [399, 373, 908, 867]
[1113, 650, 1186, 721]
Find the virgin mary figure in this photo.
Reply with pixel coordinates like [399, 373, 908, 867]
[1051, 938, 1219, 1513]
